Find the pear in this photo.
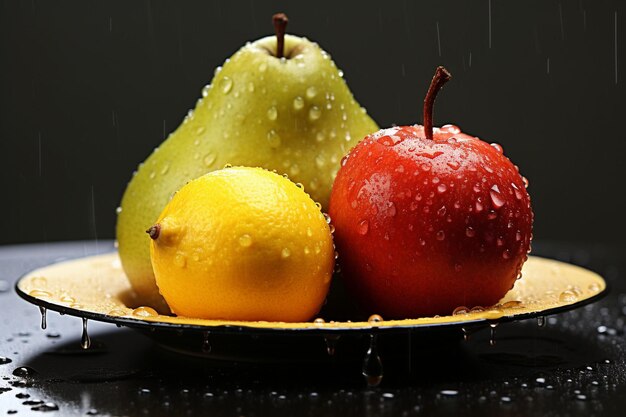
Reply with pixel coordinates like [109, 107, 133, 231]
[116, 14, 379, 310]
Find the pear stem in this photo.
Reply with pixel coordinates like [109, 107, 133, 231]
[423, 66, 452, 140]
[273, 13, 289, 58]
[146, 224, 161, 240]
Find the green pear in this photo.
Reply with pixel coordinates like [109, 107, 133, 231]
[116, 19, 379, 310]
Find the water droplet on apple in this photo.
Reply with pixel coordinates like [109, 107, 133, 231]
[502, 249, 511, 259]
[490, 185, 506, 209]
[203, 153, 216, 167]
[466, 227, 475, 237]
[281, 248, 291, 259]
[292, 96, 304, 110]
[515, 230, 522, 241]
[266, 130, 281, 148]
[358, 220, 369, 235]
[512, 183, 524, 200]
[267, 106, 278, 121]
[314, 318, 325, 325]
[437, 184, 447, 193]
[453, 306, 469, 315]
[387, 202, 396, 216]
[475, 201, 484, 212]
[420, 162, 432, 172]
[306, 86, 318, 99]
[442, 124, 461, 134]
[436, 230, 445, 241]
[447, 161, 460, 170]
[309, 106, 321, 121]
[522, 176, 529, 188]
[220, 77, 233, 94]
[487, 210, 498, 220]
[473, 184, 481, 193]
[490, 143, 503, 153]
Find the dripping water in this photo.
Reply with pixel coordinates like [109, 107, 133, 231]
[462, 327, 470, 342]
[489, 323, 499, 346]
[81, 318, 91, 349]
[202, 331, 211, 353]
[537, 316, 546, 327]
[324, 334, 340, 356]
[362, 334, 383, 387]
[39, 307, 47, 330]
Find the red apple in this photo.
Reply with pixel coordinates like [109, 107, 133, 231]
[328, 67, 533, 318]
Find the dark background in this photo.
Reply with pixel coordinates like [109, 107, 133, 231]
[1, 0, 624, 245]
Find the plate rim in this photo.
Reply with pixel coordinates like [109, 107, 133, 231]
[14, 252, 609, 335]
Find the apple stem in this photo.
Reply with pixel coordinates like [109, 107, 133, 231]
[146, 224, 161, 240]
[423, 66, 452, 140]
[273, 13, 289, 58]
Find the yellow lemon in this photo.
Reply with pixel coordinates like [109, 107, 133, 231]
[148, 167, 335, 322]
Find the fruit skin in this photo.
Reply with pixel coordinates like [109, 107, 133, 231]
[328, 125, 533, 318]
[149, 167, 335, 322]
[117, 34, 378, 309]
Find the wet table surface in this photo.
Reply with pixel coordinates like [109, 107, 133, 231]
[1, 240, 625, 417]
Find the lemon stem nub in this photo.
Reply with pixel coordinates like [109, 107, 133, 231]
[147, 224, 161, 240]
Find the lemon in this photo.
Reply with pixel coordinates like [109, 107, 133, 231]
[148, 167, 335, 322]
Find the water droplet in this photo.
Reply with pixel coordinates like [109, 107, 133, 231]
[174, 253, 187, 268]
[313, 318, 325, 325]
[490, 143, 503, 153]
[115, 206, 123, 215]
[247, 82, 255, 92]
[489, 323, 498, 346]
[81, 318, 91, 349]
[266, 129, 281, 148]
[267, 106, 278, 121]
[502, 249, 511, 259]
[324, 335, 340, 356]
[201, 84, 211, 97]
[442, 124, 461, 134]
[238, 234, 252, 247]
[522, 176, 529, 188]
[368, 314, 383, 324]
[436, 230, 445, 241]
[465, 227, 476, 237]
[437, 184, 448, 193]
[447, 161, 460, 170]
[31, 402, 59, 412]
[29, 290, 51, 298]
[202, 331, 211, 353]
[559, 290, 578, 302]
[306, 86, 318, 99]
[387, 202, 396, 216]
[293, 96, 304, 110]
[362, 334, 383, 387]
[453, 306, 469, 315]
[219, 77, 233, 94]
[358, 220, 369, 235]
[537, 316, 546, 327]
[39, 307, 47, 330]
[487, 210, 498, 220]
[588, 283, 600, 292]
[160, 164, 170, 175]
[420, 162, 432, 172]
[12, 367, 36, 378]
[132, 306, 158, 318]
[203, 153, 216, 167]
[281, 248, 291, 259]
[309, 106, 321, 121]
[490, 185, 506, 209]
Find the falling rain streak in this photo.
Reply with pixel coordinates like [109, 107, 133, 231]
[615, 10, 617, 85]
[559, 3, 565, 40]
[436, 21, 441, 57]
[488, 0, 492, 48]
